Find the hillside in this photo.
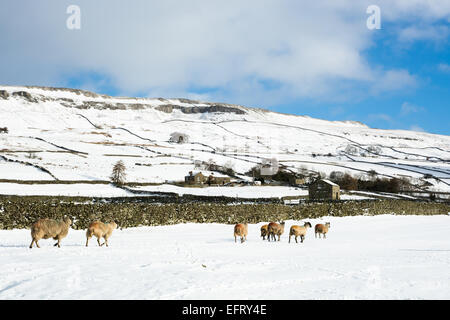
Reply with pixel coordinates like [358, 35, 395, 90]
[1, 85, 449, 197]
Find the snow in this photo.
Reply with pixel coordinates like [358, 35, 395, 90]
[0, 183, 309, 198]
[318, 179, 339, 186]
[132, 184, 309, 198]
[0, 215, 449, 299]
[0, 183, 132, 197]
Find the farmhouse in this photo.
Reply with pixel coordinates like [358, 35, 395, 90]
[185, 171, 231, 186]
[289, 176, 306, 186]
[185, 171, 206, 185]
[309, 179, 340, 200]
[208, 174, 231, 186]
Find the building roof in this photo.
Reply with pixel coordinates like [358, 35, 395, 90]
[315, 179, 340, 187]
[186, 171, 229, 178]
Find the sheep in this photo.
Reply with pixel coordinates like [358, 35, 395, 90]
[86, 221, 117, 247]
[267, 221, 285, 242]
[289, 222, 312, 243]
[260, 224, 269, 240]
[234, 223, 248, 243]
[315, 222, 331, 239]
[29, 217, 72, 248]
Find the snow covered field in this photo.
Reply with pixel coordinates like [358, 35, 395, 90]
[132, 184, 309, 198]
[0, 183, 133, 197]
[0, 183, 310, 199]
[1, 215, 449, 300]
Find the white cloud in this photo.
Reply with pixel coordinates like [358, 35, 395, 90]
[368, 113, 393, 123]
[370, 70, 418, 95]
[438, 63, 450, 73]
[397, 25, 450, 43]
[401, 102, 425, 116]
[409, 125, 426, 132]
[0, 0, 448, 104]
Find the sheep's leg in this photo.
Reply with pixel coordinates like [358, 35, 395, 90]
[295, 236, 298, 243]
[29, 239, 35, 249]
[97, 236, 102, 246]
[289, 235, 291, 243]
[301, 235, 304, 243]
[86, 233, 92, 247]
[234, 235, 237, 243]
[54, 238, 61, 248]
[104, 236, 109, 247]
[278, 234, 281, 241]
[323, 233, 326, 239]
[315, 232, 317, 238]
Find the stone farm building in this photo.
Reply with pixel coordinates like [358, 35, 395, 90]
[309, 179, 340, 200]
[170, 132, 189, 144]
[184, 171, 231, 186]
[185, 172, 206, 185]
[288, 176, 306, 186]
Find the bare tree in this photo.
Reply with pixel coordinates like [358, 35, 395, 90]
[110, 160, 126, 185]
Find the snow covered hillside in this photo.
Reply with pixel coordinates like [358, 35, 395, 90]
[0, 215, 449, 299]
[1, 85, 449, 195]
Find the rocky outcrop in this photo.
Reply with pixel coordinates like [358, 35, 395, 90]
[155, 104, 246, 115]
[61, 100, 146, 110]
[1, 86, 249, 114]
[0, 90, 9, 99]
[12, 91, 37, 103]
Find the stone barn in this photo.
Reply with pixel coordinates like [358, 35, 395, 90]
[170, 132, 189, 144]
[309, 179, 340, 200]
[185, 171, 206, 185]
[289, 176, 306, 186]
[207, 174, 231, 186]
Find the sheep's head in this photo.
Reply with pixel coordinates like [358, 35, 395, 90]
[64, 217, 72, 226]
[325, 222, 331, 228]
[305, 222, 312, 228]
[111, 222, 118, 230]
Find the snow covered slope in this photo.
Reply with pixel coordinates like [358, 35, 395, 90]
[0, 215, 449, 299]
[1, 85, 449, 193]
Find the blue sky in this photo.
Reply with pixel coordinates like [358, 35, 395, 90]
[273, 28, 450, 134]
[1, 1, 449, 135]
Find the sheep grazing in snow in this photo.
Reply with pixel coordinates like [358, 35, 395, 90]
[86, 221, 117, 247]
[234, 223, 248, 243]
[289, 222, 312, 243]
[29, 217, 72, 248]
[267, 221, 285, 242]
[260, 224, 269, 240]
[315, 222, 331, 239]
